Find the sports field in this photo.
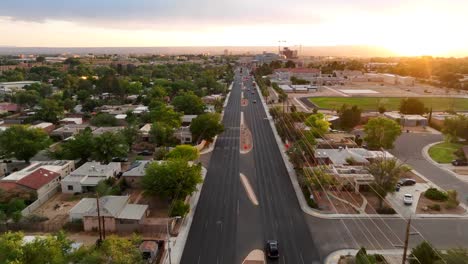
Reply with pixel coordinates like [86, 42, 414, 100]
[309, 97, 468, 111]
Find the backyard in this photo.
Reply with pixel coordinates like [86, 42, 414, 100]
[428, 142, 464, 163]
[309, 97, 468, 111]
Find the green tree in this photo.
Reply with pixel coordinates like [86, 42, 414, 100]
[92, 132, 128, 163]
[148, 101, 182, 128]
[14, 90, 40, 108]
[149, 122, 175, 146]
[172, 91, 205, 115]
[166, 145, 200, 161]
[355, 247, 378, 264]
[54, 128, 94, 161]
[0, 125, 51, 162]
[190, 113, 224, 142]
[443, 115, 468, 141]
[304, 113, 330, 137]
[22, 231, 73, 264]
[410, 241, 440, 264]
[142, 159, 202, 200]
[366, 158, 409, 209]
[439, 248, 468, 264]
[35, 99, 64, 123]
[400, 98, 426, 115]
[170, 199, 190, 217]
[363, 117, 402, 150]
[90, 113, 119, 127]
[119, 125, 140, 149]
[0, 231, 25, 263]
[339, 104, 361, 130]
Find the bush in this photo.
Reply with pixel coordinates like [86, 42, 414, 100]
[170, 199, 190, 217]
[428, 204, 441, 211]
[376, 207, 396, 214]
[424, 188, 448, 201]
[446, 190, 459, 209]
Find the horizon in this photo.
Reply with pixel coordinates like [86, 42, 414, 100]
[1, 0, 468, 57]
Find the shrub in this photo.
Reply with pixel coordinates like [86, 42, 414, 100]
[376, 207, 396, 214]
[428, 204, 441, 211]
[446, 190, 459, 209]
[170, 199, 190, 217]
[424, 188, 448, 201]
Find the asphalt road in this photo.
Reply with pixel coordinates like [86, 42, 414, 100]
[181, 69, 321, 263]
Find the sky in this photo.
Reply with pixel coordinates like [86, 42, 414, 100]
[0, 0, 468, 57]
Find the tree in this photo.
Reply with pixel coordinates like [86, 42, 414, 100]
[400, 98, 426, 115]
[363, 117, 402, 149]
[14, 90, 40, 108]
[119, 126, 140, 149]
[443, 115, 468, 141]
[190, 113, 224, 142]
[409, 241, 440, 264]
[148, 101, 182, 128]
[0, 125, 51, 162]
[439, 248, 468, 264]
[366, 158, 409, 209]
[92, 132, 128, 163]
[90, 113, 119, 127]
[35, 99, 64, 123]
[285, 60, 296, 68]
[166, 145, 200, 161]
[149, 122, 175, 146]
[54, 128, 94, 161]
[338, 104, 361, 130]
[355, 247, 378, 264]
[304, 113, 330, 137]
[172, 91, 205, 115]
[142, 159, 202, 200]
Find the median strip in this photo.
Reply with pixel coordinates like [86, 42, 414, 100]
[240, 173, 259, 206]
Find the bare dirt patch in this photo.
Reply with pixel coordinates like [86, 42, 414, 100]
[138, 195, 169, 218]
[313, 190, 362, 214]
[362, 192, 394, 214]
[34, 193, 86, 221]
[416, 194, 466, 215]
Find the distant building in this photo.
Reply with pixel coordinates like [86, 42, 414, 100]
[273, 68, 321, 81]
[0, 81, 40, 95]
[280, 47, 298, 59]
[384, 112, 427, 126]
[254, 52, 284, 64]
[278, 84, 318, 93]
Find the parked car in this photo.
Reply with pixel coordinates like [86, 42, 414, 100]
[139, 240, 160, 264]
[253, 100, 257, 104]
[452, 159, 468, 166]
[137, 150, 153, 156]
[266, 240, 279, 259]
[403, 194, 413, 205]
[112, 157, 129, 162]
[398, 178, 416, 186]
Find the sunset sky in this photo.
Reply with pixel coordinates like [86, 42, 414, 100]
[1, 0, 467, 56]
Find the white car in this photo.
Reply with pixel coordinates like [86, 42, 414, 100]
[403, 194, 413, 205]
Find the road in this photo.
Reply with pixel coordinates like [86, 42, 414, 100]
[181, 69, 321, 263]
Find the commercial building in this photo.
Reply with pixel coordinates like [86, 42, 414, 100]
[273, 68, 321, 81]
[384, 112, 428, 127]
[278, 84, 318, 93]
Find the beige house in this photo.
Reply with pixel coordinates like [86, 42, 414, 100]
[69, 195, 148, 233]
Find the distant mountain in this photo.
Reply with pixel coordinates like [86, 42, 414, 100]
[0, 45, 397, 57]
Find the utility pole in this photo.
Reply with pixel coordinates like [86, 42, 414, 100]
[96, 193, 103, 242]
[402, 216, 412, 264]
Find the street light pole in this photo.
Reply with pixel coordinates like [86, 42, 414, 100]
[166, 216, 181, 264]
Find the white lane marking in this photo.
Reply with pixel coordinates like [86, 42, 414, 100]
[239, 173, 259, 206]
[197, 255, 201, 264]
[300, 253, 305, 264]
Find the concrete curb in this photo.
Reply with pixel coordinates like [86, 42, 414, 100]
[200, 136, 217, 155]
[255, 83, 468, 220]
[421, 141, 468, 182]
[324, 249, 403, 264]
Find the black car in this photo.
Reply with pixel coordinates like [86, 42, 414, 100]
[452, 159, 468, 166]
[398, 178, 416, 186]
[266, 240, 279, 259]
[137, 150, 153, 156]
[112, 157, 129, 162]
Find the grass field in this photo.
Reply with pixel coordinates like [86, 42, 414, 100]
[428, 142, 463, 163]
[309, 97, 468, 111]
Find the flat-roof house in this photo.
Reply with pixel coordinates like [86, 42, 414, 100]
[32, 122, 55, 134]
[384, 112, 428, 127]
[315, 148, 394, 166]
[59, 117, 83, 125]
[61, 162, 121, 194]
[69, 195, 148, 233]
[122, 161, 161, 188]
[92, 126, 124, 135]
[14, 168, 61, 198]
[51, 124, 96, 139]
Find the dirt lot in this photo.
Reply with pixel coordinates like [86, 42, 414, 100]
[416, 195, 466, 215]
[34, 193, 87, 224]
[138, 195, 170, 218]
[313, 190, 363, 214]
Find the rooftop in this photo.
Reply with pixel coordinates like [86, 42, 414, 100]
[122, 160, 152, 177]
[70, 162, 121, 177]
[16, 168, 60, 190]
[2, 160, 73, 182]
[70, 195, 148, 220]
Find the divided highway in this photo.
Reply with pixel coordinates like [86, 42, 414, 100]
[181, 69, 321, 263]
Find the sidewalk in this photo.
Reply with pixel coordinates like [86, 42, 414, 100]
[325, 249, 404, 264]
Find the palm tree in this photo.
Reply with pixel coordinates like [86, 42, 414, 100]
[366, 157, 410, 209]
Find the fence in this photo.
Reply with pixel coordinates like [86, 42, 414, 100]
[0, 221, 64, 233]
[21, 185, 60, 216]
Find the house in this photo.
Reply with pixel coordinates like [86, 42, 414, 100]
[315, 148, 394, 166]
[92, 126, 124, 135]
[69, 195, 148, 233]
[0, 103, 19, 113]
[139, 123, 152, 141]
[122, 160, 154, 188]
[59, 117, 83, 125]
[14, 168, 61, 198]
[305, 165, 374, 193]
[182, 115, 197, 126]
[51, 124, 96, 139]
[32, 122, 55, 134]
[174, 126, 193, 144]
[61, 162, 121, 193]
[384, 112, 428, 127]
[316, 133, 357, 149]
[1, 160, 75, 181]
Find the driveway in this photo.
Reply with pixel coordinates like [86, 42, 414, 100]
[386, 183, 429, 218]
[390, 133, 468, 201]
